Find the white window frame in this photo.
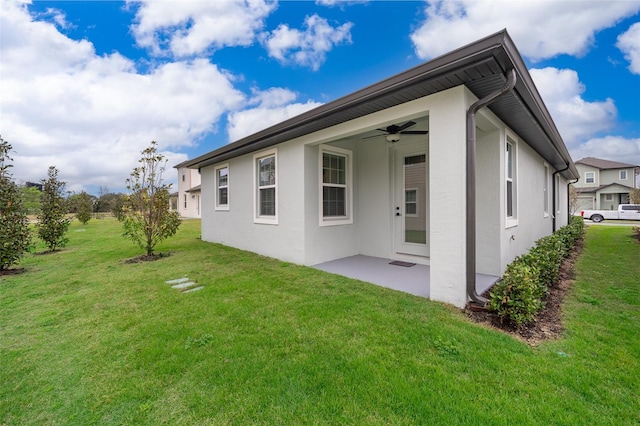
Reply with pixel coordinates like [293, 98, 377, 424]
[405, 188, 419, 217]
[585, 172, 595, 184]
[543, 163, 550, 217]
[183, 194, 187, 209]
[253, 148, 278, 225]
[604, 193, 613, 201]
[319, 145, 353, 226]
[214, 163, 229, 211]
[620, 170, 628, 180]
[505, 133, 518, 228]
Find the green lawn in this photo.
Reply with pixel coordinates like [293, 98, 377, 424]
[1, 219, 638, 425]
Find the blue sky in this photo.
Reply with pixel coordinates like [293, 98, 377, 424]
[1, 0, 639, 194]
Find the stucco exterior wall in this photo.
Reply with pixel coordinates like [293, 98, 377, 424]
[200, 139, 307, 264]
[498, 130, 556, 272]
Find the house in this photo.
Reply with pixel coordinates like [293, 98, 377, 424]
[174, 161, 201, 218]
[184, 30, 579, 308]
[573, 157, 639, 211]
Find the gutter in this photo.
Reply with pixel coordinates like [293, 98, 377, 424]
[552, 163, 570, 232]
[466, 69, 517, 306]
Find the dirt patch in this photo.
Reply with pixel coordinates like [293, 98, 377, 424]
[0, 267, 27, 277]
[466, 238, 584, 346]
[123, 252, 171, 264]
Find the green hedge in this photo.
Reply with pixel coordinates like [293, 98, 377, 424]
[488, 216, 584, 327]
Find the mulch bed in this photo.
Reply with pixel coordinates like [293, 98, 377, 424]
[122, 252, 171, 264]
[465, 238, 584, 346]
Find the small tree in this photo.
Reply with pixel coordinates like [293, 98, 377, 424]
[630, 187, 640, 205]
[75, 191, 93, 225]
[37, 166, 71, 251]
[0, 136, 31, 271]
[122, 141, 181, 256]
[568, 185, 581, 216]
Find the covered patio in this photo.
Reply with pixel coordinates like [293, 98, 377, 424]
[313, 255, 499, 300]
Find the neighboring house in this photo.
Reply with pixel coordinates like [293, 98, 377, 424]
[174, 161, 202, 218]
[573, 157, 639, 211]
[184, 30, 579, 308]
[169, 191, 178, 212]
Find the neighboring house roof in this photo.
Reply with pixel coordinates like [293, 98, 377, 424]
[185, 29, 578, 180]
[186, 185, 201, 193]
[575, 183, 634, 194]
[170, 191, 178, 197]
[576, 157, 639, 170]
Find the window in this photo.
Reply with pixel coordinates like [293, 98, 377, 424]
[620, 170, 628, 180]
[183, 194, 187, 209]
[319, 145, 352, 226]
[182, 170, 185, 182]
[585, 172, 595, 184]
[544, 163, 550, 217]
[254, 149, 277, 224]
[605, 193, 613, 201]
[405, 189, 418, 216]
[506, 135, 518, 227]
[215, 164, 229, 210]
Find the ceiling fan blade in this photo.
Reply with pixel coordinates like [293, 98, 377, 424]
[396, 121, 417, 132]
[400, 130, 429, 135]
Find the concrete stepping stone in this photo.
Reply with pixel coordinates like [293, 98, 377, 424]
[182, 286, 205, 293]
[166, 277, 190, 285]
[165, 277, 204, 293]
[171, 281, 196, 289]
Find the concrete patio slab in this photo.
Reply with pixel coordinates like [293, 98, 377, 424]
[312, 255, 499, 300]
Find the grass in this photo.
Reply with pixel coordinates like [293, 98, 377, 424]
[1, 219, 639, 425]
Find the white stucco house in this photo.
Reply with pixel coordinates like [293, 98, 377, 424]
[174, 161, 202, 218]
[184, 30, 579, 308]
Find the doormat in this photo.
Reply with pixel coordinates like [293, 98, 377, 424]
[389, 261, 416, 267]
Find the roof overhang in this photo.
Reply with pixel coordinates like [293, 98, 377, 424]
[185, 29, 578, 180]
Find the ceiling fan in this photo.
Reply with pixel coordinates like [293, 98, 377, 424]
[364, 121, 429, 142]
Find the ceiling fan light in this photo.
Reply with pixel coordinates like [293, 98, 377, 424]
[386, 134, 400, 143]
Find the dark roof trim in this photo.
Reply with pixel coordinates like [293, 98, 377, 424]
[185, 29, 578, 179]
[576, 157, 639, 170]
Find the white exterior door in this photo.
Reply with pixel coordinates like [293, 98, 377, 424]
[393, 142, 429, 258]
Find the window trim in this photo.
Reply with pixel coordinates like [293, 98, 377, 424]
[585, 171, 595, 184]
[620, 170, 628, 180]
[505, 133, 518, 228]
[214, 163, 229, 211]
[253, 148, 278, 225]
[183, 193, 187, 209]
[319, 145, 353, 226]
[604, 193, 613, 201]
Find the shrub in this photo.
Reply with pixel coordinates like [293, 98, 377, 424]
[488, 217, 584, 326]
[488, 262, 542, 327]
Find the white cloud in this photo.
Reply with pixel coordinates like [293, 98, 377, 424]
[530, 68, 617, 145]
[570, 136, 640, 167]
[261, 14, 353, 70]
[616, 22, 640, 74]
[411, 0, 640, 61]
[129, 0, 276, 57]
[0, 0, 245, 192]
[227, 88, 323, 141]
[316, 0, 368, 6]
